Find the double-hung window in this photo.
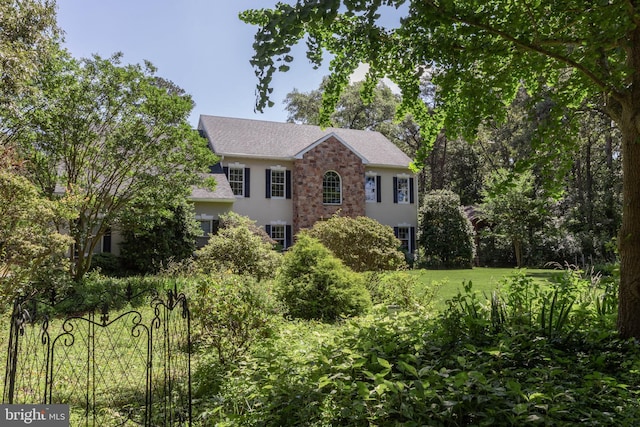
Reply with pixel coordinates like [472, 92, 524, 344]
[365, 175, 381, 203]
[224, 164, 251, 197]
[266, 223, 292, 250]
[266, 167, 291, 199]
[393, 175, 415, 204]
[323, 171, 342, 205]
[228, 167, 245, 196]
[394, 225, 416, 254]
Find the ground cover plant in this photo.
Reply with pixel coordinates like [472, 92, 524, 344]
[194, 265, 640, 426]
[2, 266, 634, 426]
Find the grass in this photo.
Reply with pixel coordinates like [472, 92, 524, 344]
[407, 267, 559, 310]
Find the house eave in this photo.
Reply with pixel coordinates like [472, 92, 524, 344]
[214, 153, 293, 161]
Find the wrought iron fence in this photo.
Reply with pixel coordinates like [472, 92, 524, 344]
[2, 285, 191, 426]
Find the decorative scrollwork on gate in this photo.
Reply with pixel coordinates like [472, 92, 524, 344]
[2, 286, 191, 426]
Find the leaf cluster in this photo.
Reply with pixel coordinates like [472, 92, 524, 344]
[308, 215, 406, 272]
[194, 213, 281, 281]
[275, 232, 371, 322]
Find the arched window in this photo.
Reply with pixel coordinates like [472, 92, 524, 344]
[323, 171, 342, 205]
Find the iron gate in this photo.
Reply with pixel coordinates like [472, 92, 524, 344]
[2, 286, 191, 426]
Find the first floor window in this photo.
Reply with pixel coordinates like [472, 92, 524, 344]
[365, 176, 376, 202]
[394, 226, 416, 254]
[266, 224, 292, 250]
[197, 219, 220, 248]
[270, 225, 285, 247]
[323, 171, 342, 204]
[199, 219, 219, 236]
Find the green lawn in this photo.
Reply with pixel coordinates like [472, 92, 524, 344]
[407, 267, 559, 310]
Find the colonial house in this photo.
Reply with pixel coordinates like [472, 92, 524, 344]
[192, 115, 418, 253]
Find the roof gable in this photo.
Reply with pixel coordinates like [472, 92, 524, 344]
[293, 133, 368, 163]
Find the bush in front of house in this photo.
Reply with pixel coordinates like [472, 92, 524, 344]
[195, 213, 281, 280]
[188, 273, 279, 371]
[307, 215, 407, 272]
[275, 232, 371, 322]
[119, 200, 200, 274]
[418, 189, 476, 268]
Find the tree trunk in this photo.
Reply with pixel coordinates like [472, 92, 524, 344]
[615, 21, 640, 338]
[617, 110, 640, 338]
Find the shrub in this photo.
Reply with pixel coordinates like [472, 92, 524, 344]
[418, 190, 476, 268]
[307, 215, 406, 272]
[195, 213, 281, 280]
[188, 274, 279, 368]
[275, 232, 371, 322]
[89, 253, 123, 276]
[365, 271, 438, 313]
[120, 200, 200, 274]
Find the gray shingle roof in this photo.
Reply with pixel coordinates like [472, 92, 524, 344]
[190, 164, 235, 201]
[198, 115, 412, 168]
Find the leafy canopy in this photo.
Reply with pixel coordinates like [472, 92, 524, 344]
[240, 1, 630, 167]
[12, 51, 217, 280]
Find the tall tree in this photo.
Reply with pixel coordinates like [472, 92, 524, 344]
[481, 169, 547, 268]
[240, 1, 640, 338]
[13, 52, 217, 281]
[0, 0, 58, 111]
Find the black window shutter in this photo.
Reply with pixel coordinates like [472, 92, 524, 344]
[286, 170, 292, 199]
[285, 225, 292, 248]
[409, 178, 415, 204]
[393, 226, 399, 238]
[265, 224, 271, 236]
[102, 230, 112, 253]
[223, 166, 229, 178]
[265, 169, 271, 199]
[244, 168, 251, 197]
[376, 176, 382, 203]
[393, 177, 398, 204]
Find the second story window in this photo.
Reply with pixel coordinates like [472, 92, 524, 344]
[224, 164, 250, 197]
[266, 167, 291, 199]
[323, 171, 342, 205]
[271, 170, 285, 198]
[229, 167, 244, 196]
[365, 175, 381, 203]
[394, 175, 414, 204]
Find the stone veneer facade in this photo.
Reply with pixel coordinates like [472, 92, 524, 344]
[293, 136, 366, 232]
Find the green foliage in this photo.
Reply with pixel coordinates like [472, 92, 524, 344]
[89, 253, 122, 276]
[11, 51, 217, 281]
[201, 265, 639, 426]
[195, 213, 281, 280]
[307, 215, 406, 272]
[0, 0, 59, 111]
[120, 200, 200, 274]
[364, 271, 438, 313]
[481, 169, 549, 267]
[418, 190, 476, 269]
[275, 232, 371, 322]
[0, 146, 74, 302]
[188, 274, 279, 368]
[43, 273, 167, 316]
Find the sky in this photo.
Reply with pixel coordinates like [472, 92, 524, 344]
[55, 0, 340, 127]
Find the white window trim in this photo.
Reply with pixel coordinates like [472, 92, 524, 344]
[228, 163, 245, 198]
[396, 176, 410, 205]
[323, 170, 342, 205]
[270, 168, 286, 199]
